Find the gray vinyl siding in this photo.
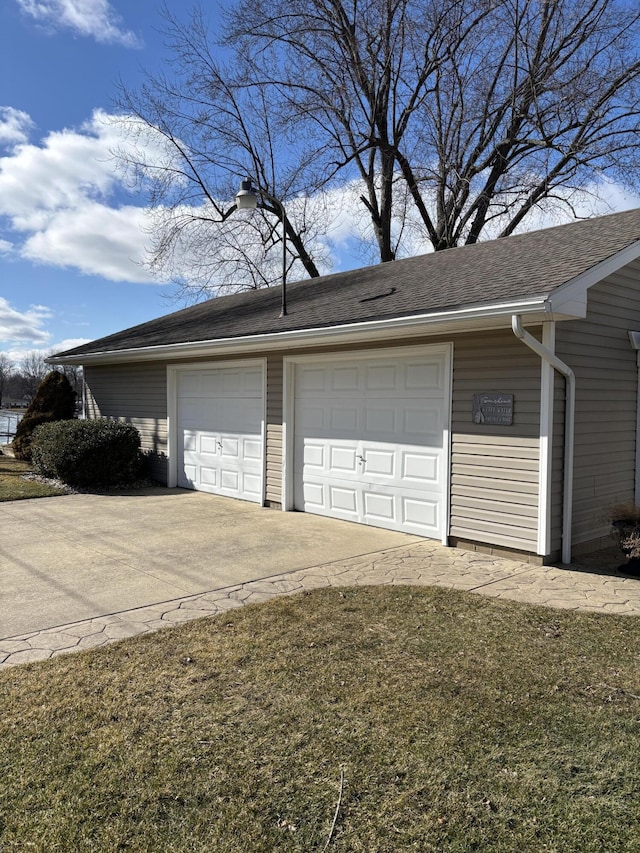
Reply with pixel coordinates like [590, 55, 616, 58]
[450, 330, 541, 552]
[84, 363, 168, 482]
[555, 259, 640, 550]
[265, 354, 283, 505]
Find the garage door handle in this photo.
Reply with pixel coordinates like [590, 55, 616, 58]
[356, 454, 365, 463]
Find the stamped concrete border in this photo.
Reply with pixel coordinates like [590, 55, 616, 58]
[2, 540, 639, 669]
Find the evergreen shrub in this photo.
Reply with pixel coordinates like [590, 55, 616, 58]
[31, 419, 142, 487]
[12, 371, 76, 461]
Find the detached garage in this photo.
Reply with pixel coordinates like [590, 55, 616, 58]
[50, 209, 640, 565]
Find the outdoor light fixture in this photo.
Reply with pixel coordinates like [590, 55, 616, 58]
[235, 179, 259, 211]
[234, 178, 288, 316]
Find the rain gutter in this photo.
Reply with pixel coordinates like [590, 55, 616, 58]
[49, 296, 552, 366]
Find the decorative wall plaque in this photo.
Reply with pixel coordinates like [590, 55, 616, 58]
[472, 393, 513, 426]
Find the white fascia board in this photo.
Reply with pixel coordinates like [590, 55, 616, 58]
[549, 239, 640, 316]
[50, 296, 553, 366]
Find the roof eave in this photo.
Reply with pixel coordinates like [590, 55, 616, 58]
[48, 296, 557, 366]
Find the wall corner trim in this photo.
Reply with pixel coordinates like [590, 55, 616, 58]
[512, 315, 575, 565]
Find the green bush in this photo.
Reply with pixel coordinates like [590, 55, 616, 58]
[13, 412, 58, 461]
[12, 371, 76, 461]
[31, 419, 142, 487]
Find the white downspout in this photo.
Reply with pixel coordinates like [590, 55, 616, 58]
[512, 315, 575, 565]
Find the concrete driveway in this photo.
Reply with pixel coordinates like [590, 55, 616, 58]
[0, 487, 421, 639]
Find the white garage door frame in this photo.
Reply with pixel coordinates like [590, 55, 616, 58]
[166, 359, 267, 502]
[282, 344, 453, 542]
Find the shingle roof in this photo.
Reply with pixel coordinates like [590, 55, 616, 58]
[56, 208, 640, 357]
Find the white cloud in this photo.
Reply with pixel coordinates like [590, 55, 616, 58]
[16, 0, 141, 47]
[0, 122, 119, 226]
[21, 201, 157, 282]
[48, 337, 93, 356]
[4, 338, 92, 363]
[0, 109, 161, 284]
[0, 107, 35, 150]
[0, 297, 52, 347]
[53, 336, 92, 350]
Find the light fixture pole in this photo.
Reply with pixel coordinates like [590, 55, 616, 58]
[235, 178, 288, 317]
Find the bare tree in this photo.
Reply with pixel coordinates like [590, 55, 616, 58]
[0, 354, 14, 407]
[19, 351, 51, 399]
[115, 10, 325, 301]
[116, 0, 640, 298]
[53, 364, 84, 402]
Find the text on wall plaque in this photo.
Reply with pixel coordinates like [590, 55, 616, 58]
[472, 393, 513, 426]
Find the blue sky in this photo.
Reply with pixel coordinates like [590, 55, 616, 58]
[1, 0, 639, 366]
[0, 0, 225, 362]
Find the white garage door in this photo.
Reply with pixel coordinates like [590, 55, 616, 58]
[293, 350, 449, 537]
[177, 365, 264, 502]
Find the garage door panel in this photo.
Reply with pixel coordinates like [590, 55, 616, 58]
[179, 373, 201, 396]
[302, 442, 325, 468]
[176, 365, 264, 503]
[405, 360, 444, 392]
[330, 405, 360, 432]
[402, 496, 439, 534]
[332, 366, 359, 391]
[200, 374, 222, 395]
[242, 472, 263, 498]
[362, 484, 440, 535]
[298, 366, 327, 392]
[215, 401, 261, 432]
[299, 406, 326, 430]
[180, 399, 200, 423]
[183, 432, 197, 453]
[242, 370, 263, 394]
[330, 445, 359, 474]
[200, 466, 218, 487]
[220, 436, 239, 458]
[220, 469, 239, 491]
[363, 448, 394, 478]
[403, 406, 442, 441]
[243, 438, 263, 460]
[220, 370, 243, 393]
[293, 350, 449, 537]
[329, 485, 358, 514]
[302, 481, 325, 509]
[362, 400, 443, 443]
[363, 490, 395, 522]
[402, 451, 439, 483]
[365, 364, 397, 390]
[299, 406, 362, 435]
[364, 404, 397, 435]
[199, 434, 218, 454]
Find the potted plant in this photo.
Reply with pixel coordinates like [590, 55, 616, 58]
[610, 502, 640, 575]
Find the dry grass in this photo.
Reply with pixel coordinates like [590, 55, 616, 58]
[1, 585, 639, 852]
[0, 453, 67, 500]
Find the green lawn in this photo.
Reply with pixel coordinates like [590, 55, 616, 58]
[0, 453, 67, 500]
[1, 585, 639, 852]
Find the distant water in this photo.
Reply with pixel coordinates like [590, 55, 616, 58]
[0, 410, 23, 440]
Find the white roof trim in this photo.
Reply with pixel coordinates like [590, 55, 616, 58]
[49, 296, 553, 365]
